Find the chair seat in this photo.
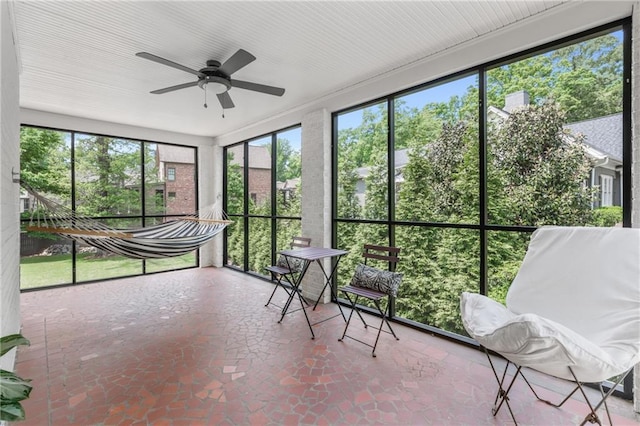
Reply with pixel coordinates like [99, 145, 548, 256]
[265, 265, 292, 275]
[340, 285, 386, 302]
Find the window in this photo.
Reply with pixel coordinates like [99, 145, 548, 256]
[223, 126, 302, 274]
[168, 191, 176, 200]
[19, 126, 198, 289]
[167, 167, 176, 181]
[600, 175, 613, 207]
[333, 23, 628, 341]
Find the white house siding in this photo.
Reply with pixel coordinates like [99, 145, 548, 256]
[631, 2, 640, 413]
[0, 0, 22, 370]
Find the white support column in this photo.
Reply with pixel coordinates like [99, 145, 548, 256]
[199, 144, 224, 267]
[0, 0, 23, 369]
[300, 108, 332, 303]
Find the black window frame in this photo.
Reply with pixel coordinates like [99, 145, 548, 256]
[223, 124, 303, 277]
[332, 19, 632, 398]
[19, 124, 200, 290]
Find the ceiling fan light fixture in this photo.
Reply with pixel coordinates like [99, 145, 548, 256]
[198, 76, 230, 94]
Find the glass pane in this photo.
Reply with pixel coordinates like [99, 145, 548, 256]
[248, 217, 271, 275]
[19, 127, 72, 206]
[486, 30, 623, 227]
[146, 252, 197, 273]
[225, 216, 245, 268]
[75, 134, 142, 217]
[276, 127, 302, 217]
[336, 103, 388, 220]
[248, 137, 272, 215]
[226, 145, 245, 215]
[75, 218, 143, 282]
[486, 230, 531, 304]
[20, 127, 73, 289]
[20, 233, 73, 289]
[395, 75, 479, 224]
[335, 221, 389, 289]
[145, 143, 197, 216]
[395, 226, 479, 336]
[276, 218, 302, 251]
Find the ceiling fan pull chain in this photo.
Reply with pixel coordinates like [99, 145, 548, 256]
[203, 84, 208, 108]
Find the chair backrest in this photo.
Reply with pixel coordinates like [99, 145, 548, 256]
[291, 236, 311, 249]
[363, 244, 401, 272]
[275, 236, 311, 272]
[506, 226, 640, 349]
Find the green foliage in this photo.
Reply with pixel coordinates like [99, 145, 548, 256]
[231, 31, 622, 337]
[20, 127, 70, 196]
[74, 136, 142, 217]
[275, 138, 301, 182]
[1, 334, 32, 422]
[226, 152, 244, 215]
[490, 102, 595, 226]
[224, 136, 303, 272]
[591, 206, 623, 227]
[488, 33, 622, 122]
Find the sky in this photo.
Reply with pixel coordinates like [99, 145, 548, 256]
[338, 74, 476, 131]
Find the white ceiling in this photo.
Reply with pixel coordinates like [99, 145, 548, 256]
[10, 0, 608, 139]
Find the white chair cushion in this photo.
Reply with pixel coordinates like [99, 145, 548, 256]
[460, 292, 637, 382]
[506, 227, 640, 350]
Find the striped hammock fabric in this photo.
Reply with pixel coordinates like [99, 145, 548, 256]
[22, 182, 231, 259]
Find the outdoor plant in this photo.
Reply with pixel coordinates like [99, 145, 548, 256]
[0, 334, 32, 421]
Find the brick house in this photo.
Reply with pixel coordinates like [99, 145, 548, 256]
[152, 144, 196, 215]
[226, 144, 273, 207]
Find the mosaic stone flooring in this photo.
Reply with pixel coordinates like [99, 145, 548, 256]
[15, 267, 639, 425]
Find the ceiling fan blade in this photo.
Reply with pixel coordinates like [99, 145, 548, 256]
[217, 91, 235, 109]
[136, 52, 204, 78]
[150, 81, 199, 94]
[231, 79, 285, 96]
[218, 49, 256, 75]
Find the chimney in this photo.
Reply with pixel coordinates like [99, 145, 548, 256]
[504, 90, 530, 113]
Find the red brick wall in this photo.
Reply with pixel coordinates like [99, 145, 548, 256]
[247, 168, 271, 207]
[165, 162, 196, 214]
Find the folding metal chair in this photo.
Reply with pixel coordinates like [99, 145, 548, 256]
[460, 226, 640, 426]
[338, 244, 402, 357]
[265, 236, 311, 309]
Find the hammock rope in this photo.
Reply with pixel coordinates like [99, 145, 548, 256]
[21, 181, 231, 259]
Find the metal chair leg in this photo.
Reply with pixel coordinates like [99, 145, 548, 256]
[265, 274, 292, 307]
[483, 348, 632, 426]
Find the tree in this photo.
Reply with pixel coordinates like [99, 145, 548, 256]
[20, 127, 70, 197]
[489, 102, 595, 227]
[275, 138, 301, 182]
[550, 34, 622, 121]
[74, 136, 142, 219]
[488, 32, 622, 122]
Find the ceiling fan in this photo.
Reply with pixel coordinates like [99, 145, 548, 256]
[136, 49, 285, 110]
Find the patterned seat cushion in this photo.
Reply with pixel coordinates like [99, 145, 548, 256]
[276, 254, 305, 273]
[350, 263, 403, 297]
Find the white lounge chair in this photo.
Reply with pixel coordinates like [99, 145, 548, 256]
[460, 226, 640, 425]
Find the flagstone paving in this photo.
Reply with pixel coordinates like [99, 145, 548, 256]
[15, 267, 639, 425]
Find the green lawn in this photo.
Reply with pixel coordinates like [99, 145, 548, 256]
[20, 252, 196, 289]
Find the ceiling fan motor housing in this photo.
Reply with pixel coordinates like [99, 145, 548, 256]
[198, 60, 231, 93]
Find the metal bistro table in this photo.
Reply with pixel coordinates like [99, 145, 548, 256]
[277, 246, 349, 339]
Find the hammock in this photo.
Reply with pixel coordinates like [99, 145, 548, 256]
[21, 182, 231, 260]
